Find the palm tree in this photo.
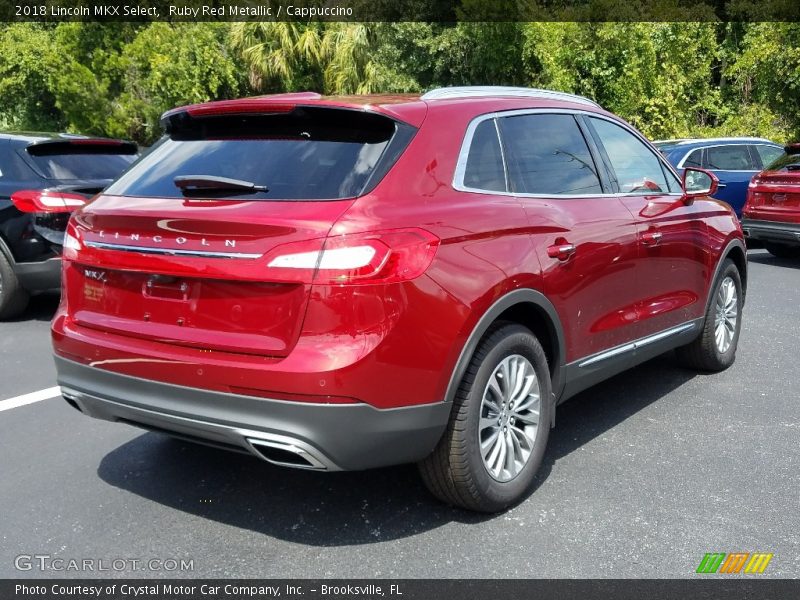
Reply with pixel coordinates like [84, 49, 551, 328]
[230, 22, 382, 95]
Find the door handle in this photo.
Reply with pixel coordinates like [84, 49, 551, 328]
[641, 231, 663, 246]
[547, 243, 576, 261]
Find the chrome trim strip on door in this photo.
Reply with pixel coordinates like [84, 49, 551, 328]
[577, 321, 698, 368]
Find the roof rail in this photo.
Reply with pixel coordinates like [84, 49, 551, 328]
[672, 137, 774, 145]
[420, 86, 601, 108]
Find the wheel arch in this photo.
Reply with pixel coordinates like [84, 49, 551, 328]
[706, 238, 747, 313]
[443, 289, 566, 412]
[0, 234, 15, 265]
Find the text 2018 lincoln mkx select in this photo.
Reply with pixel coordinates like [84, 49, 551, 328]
[52, 87, 746, 512]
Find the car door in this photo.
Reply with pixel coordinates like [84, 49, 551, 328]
[584, 115, 709, 340]
[496, 111, 641, 364]
[702, 144, 761, 217]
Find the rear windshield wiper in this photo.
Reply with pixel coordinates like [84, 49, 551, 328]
[174, 175, 268, 195]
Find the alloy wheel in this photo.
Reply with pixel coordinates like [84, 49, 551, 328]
[478, 354, 540, 482]
[714, 276, 738, 354]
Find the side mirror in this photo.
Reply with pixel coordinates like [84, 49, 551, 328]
[682, 167, 719, 204]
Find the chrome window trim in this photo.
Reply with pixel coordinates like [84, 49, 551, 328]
[452, 108, 683, 199]
[676, 147, 704, 170]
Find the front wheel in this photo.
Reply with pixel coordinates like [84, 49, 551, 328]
[676, 259, 743, 372]
[419, 324, 552, 512]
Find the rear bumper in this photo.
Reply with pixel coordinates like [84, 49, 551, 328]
[741, 219, 800, 246]
[14, 257, 61, 292]
[54, 355, 450, 471]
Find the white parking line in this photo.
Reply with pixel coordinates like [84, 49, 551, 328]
[0, 387, 61, 412]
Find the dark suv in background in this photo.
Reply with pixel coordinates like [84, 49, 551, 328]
[0, 133, 138, 318]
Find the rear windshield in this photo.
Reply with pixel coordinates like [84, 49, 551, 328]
[765, 152, 800, 171]
[26, 152, 137, 180]
[105, 108, 411, 201]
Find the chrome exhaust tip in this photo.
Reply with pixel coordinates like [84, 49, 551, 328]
[244, 435, 330, 470]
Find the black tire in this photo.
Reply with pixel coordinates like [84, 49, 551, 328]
[0, 251, 29, 320]
[764, 242, 800, 259]
[675, 259, 742, 372]
[419, 323, 552, 513]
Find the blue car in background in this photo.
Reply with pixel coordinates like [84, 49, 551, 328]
[654, 137, 784, 217]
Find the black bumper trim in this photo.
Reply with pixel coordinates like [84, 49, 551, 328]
[741, 219, 800, 245]
[54, 356, 450, 471]
[14, 257, 61, 292]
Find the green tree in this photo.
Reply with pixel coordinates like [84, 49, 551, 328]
[0, 24, 61, 131]
[113, 23, 247, 143]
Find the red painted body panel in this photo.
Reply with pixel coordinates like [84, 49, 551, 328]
[52, 93, 744, 411]
[743, 170, 800, 224]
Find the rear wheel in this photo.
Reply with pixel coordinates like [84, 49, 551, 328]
[419, 324, 552, 512]
[764, 242, 800, 259]
[676, 259, 742, 372]
[0, 252, 29, 320]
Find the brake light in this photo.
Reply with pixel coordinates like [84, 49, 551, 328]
[11, 190, 88, 213]
[265, 228, 439, 285]
[185, 101, 296, 118]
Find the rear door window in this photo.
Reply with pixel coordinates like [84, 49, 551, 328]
[497, 113, 603, 196]
[106, 108, 410, 201]
[705, 145, 758, 171]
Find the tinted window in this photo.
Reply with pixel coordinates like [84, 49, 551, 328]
[463, 119, 506, 192]
[107, 109, 401, 201]
[705, 145, 757, 171]
[26, 153, 135, 180]
[754, 145, 784, 168]
[683, 148, 703, 168]
[498, 113, 602, 195]
[590, 117, 675, 194]
[764, 152, 800, 172]
[0, 148, 35, 181]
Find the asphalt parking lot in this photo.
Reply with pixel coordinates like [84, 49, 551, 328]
[1, 248, 798, 579]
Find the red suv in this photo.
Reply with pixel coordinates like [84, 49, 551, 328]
[742, 144, 800, 258]
[52, 87, 746, 512]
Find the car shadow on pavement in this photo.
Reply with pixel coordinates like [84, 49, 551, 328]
[746, 249, 800, 270]
[7, 293, 60, 322]
[527, 354, 698, 499]
[97, 353, 698, 546]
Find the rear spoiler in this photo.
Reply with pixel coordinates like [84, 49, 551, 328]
[26, 138, 138, 156]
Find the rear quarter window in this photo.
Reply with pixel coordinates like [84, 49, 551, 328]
[462, 119, 506, 192]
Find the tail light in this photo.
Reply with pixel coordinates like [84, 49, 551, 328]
[62, 219, 83, 261]
[11, 190, 88, 213]
[265, 228, 439, 285]
[745, 178, 765, 209]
